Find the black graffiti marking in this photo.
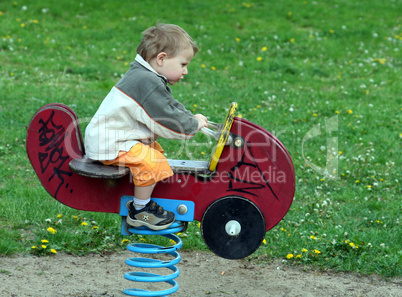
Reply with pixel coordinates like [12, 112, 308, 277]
[37, 111, 72, 198]
[227, 142, 279, 200]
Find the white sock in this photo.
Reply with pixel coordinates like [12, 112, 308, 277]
[133, 197, 150, 210]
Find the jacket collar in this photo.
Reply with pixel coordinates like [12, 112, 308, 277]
[134, 54, 167, 82]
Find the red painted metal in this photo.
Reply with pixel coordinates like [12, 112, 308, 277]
[26, 103, 295, 231]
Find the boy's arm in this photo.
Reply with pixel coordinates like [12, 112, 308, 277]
[138, 85, 200, 140]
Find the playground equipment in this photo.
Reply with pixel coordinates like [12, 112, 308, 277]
[26, 102, 295, 295]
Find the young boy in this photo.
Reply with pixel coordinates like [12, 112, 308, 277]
[85, 24, 208, 230]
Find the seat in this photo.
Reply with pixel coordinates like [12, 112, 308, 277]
[69, 158, 130, 179]
[69, 157, 211, 179]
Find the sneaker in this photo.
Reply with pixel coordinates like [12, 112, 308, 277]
[126, 200, 175, 230]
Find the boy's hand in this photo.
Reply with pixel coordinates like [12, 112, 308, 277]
[194, 114, 208, 131]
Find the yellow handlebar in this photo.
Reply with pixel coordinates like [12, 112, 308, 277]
[208, 102, 238, 171]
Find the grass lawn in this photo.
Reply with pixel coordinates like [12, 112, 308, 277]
[0, 0, 400, 277]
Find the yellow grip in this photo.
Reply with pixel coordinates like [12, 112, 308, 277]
[209, 102, 238, 171]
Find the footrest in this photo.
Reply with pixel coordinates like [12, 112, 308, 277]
[69, 158, 129, 179]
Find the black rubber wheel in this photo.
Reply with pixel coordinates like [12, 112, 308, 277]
[201, 196, 266, 259]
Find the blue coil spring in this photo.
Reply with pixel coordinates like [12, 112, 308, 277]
[123, 222, 185, 297]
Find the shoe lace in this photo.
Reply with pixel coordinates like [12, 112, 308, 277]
[149, 201, 164, 215]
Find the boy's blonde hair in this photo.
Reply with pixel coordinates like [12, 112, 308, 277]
[137, 23, 198, 62]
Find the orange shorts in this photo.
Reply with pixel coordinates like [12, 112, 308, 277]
[102, 142, 173, 187]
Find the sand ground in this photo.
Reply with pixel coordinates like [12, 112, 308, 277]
[0, 250, 400, 297]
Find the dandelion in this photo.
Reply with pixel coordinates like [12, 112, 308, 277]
[335, 110, 340, 114]
[288, 12, 292, 16]
[83, 26, 87, 29]
[211, 66, 216, 71]
[302, 248, 308, 253]
[0, 11, 3, 16]
[313, 249, 321, 254]
[242, 2, 251, 8]
[41, 245, 47, 249]
[310, 235, 317, 240]
[81, 222, 88, 226]
[41, 239, 49, 243]
[201, 64, 206, 68]
[21, 23, 25, 28]
[290, 38, 295, 43]
[286, 253, 294, 259]
[47, 227, 57, 234]
[57, 214, 62, 218]
[31, 246, 37, 249]
[50, 249, 57, 254]
[261, 46, 267, 51]
[296, 254, 302, 259]
[121, 239, 129, 244]
[262, 239, 267, 244]
[92, 226, 99, 230]
[329, 30, 334, 34]
[235, 38, 240, 42]
[256, 57, 262, 61]
[348, 109, 353, 114]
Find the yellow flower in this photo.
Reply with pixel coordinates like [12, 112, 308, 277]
[41, 239, 49, 243]
[211, 66, 216, 71]
[296, 254, 302, 259]
[201, 64, 206, 68]
[51, 249, 57, 254]
[83, 25, 87, 29]
[261, 46, 267, 51]
[262, 239, 267, 244]
[290, 38, 295, 43]
[121, 239, 129, 244]
[0, 11, 3, 16]
[256, 57, 262, 61]
[57, 214, 62, 218]
[47, 227, 57, 234]
[335, 110, 340, 114]
[81, 222, 88, 226]
[41, 245, 47, 249]
[20, 23, 25, 28]
[235, 38, 240, 42]
[286, 254, 294, 259]
[313, 113, 317, 117]
[310, 235, 317, 240]
[33, 19, 38, 24]
[92, 226, 99, 230]
[302, 248, 308, 253]
[288, 12, 292, 16]
[348, 109, 353, 114]
[31, 246, 37, 249]
[329, 30, 335, 34]
[313, 249, 321, 254]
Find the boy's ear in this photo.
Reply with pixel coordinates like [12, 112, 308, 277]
[156, 52, 167, 66]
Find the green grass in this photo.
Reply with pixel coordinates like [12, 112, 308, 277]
[0, 0, 400, 277]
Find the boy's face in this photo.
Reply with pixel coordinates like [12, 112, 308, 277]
[155, 47, 194, 85]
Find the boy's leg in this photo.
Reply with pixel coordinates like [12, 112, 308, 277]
[102, 143, 175, 230]
[126, 183, 175, 230]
